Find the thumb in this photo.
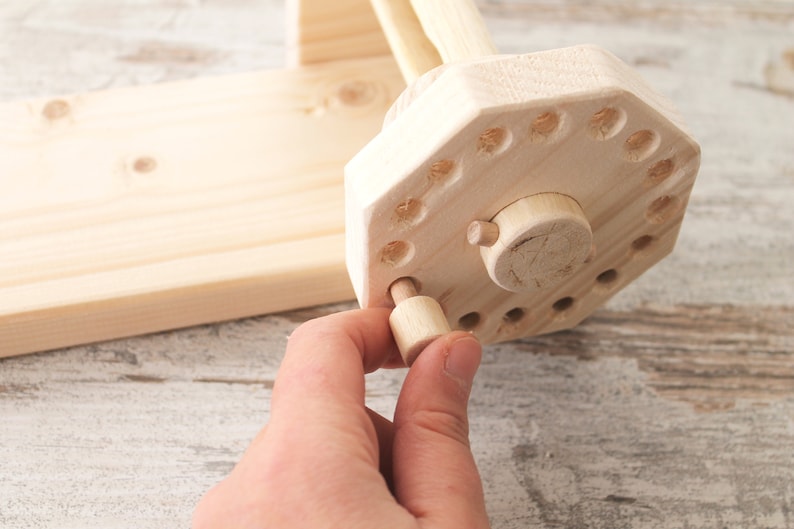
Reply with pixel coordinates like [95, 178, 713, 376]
[392, 332, 489, 528]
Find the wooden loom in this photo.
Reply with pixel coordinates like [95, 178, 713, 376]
[0, 0, 700, 360]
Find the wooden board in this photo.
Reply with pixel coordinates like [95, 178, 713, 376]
[0, 56, 405, 357]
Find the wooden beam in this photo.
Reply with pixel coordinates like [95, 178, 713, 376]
[0, 55, 405, 357]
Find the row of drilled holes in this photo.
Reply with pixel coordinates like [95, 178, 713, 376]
[391, 108, 674, 230]
[399, 157, 677, 218]
[381, 106, 680, 268]
[478, 106, 657, 160]
[454, 233, 655, 331]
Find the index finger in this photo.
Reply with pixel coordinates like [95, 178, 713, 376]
[271, 308, 402, 416]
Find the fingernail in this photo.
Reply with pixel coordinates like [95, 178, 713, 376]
[444, 336, 482, 385]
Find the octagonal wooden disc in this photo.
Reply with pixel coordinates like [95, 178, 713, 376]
[345, 45, 700, 345]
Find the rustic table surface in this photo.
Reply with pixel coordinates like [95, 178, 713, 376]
[2, 1, 793, 528]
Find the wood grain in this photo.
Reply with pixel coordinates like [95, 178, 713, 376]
[1, 1, 793, 528]
[523, 303, 794, 412]
[0, 55, 404, 357]
[346, 45, 701, 345]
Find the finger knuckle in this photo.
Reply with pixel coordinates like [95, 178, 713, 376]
[408, 406, 471, 447]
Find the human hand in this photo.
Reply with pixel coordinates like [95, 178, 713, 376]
[192, 308, 489, 528]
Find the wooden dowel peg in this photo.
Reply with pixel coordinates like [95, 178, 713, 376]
[467, 220, 499, 247]
[370, 0, 442, 84]
[369, 0, 498, 84]
[408, 0, 498, 63]
[388, 277, 451, 366]
[389, 275, 419, 303]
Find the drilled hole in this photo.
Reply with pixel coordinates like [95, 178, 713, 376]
[379, 240, 413, 268]
[647, 158, 675, 185]
[645, 195, 682, 224]
[477, 127, 509, 155]
[530, 111, 560, 141]
[552, 297, 575, 312]
[588, 107, 624, 140]
[392, 198, 425, 227]
[503, 307, 526, 324]
[631, 235, 654, 252]
[428, 159, 456, 184]
[458, 312, 481, 330]
[624, 130, 658, 162]
[596, 269, 619, 285]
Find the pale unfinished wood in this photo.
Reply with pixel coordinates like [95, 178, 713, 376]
[0, 56, 405, 357]
[346, 45, 700, 345]
[351, 3, 695, 354]
[388, 277, 451, 365]
[409, 0, 498, 63]
[369, 0, 443, 83]
[389, 276, 420, 304]
[466, 219, 500, 247]
[286, 0, 392, 66]
[479, 193, 593, 293]
[367, 0, 496, 84]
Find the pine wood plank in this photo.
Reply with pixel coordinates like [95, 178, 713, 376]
[0, 55, 405, 357]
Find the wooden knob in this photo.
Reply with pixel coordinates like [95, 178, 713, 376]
[474, 193, 593, 292]
[388, 277, 451, 366]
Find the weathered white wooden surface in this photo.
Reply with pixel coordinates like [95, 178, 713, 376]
[1, 1, 793, 528]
